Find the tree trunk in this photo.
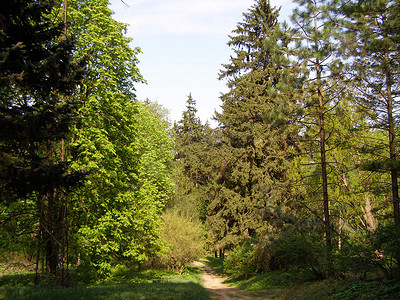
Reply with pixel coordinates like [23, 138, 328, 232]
[386, 53, 400, 229]
[219, 248, 225, 259]
[313, 0, 331, 255]
[361, 194, 376, 233]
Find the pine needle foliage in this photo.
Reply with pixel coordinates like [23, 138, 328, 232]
[208, 0, 300, 250]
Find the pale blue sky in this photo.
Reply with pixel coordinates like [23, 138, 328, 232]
[109, 0, 295, 125]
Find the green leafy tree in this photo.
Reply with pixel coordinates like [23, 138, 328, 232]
[62, 0, 167, 275]
[137, 100, 174, 210]
[160, 208, 206, 274]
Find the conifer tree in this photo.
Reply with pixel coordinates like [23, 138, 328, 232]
[290, 0, 342, 255]
[209, 0, 299, 251]
[0, 0, 86, 282]
[0, 0, 85, 199]
[341, 0, 400, 229]
[173, 94, 211, 218]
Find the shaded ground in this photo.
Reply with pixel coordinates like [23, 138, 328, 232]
[193, 260, 280, 300]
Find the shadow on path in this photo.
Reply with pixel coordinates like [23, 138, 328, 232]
[192, 260, 278, 300]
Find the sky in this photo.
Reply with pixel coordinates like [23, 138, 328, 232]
[108, 0, 296, 125]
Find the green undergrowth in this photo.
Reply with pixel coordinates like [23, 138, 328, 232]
[0, 266, 210, 300]
[201, 256, 224, 275]
[201, 257, 400, 299]
[235, 273, 400, 299]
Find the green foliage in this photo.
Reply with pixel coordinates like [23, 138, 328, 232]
[331, 280, 400, 300]
[172, 94, 214, 219]
[271, 232, 326, 276]
[340, 0, 400, 228]
[63, 0, 173, 276]
[332, 233, 377, 277]
[224, 240, 269, 279]
[208, 0, 300, 253]
[235, 270, 316, 293]
[0, 0, 88, 280]
[159, 209, 206, 274]
[0, 269, 210, 300]
[0, 0, 86, 197]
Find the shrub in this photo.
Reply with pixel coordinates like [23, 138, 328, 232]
[224, 238, 271, 279]
[225, 229, 328, 280]
[159, 209, 206, 274]
[270, 230, 326, 277]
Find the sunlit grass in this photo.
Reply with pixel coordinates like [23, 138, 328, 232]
[0, 266, 210, 300]
[0, 281, 209, 300]
[201, 256, 224, 275]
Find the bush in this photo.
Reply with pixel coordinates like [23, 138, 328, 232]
[224, 239, 270, 279]
[333, 232, 377, 278]
[159, 209, 206, 274]
[372, 223, 400, 278]
[270, 230, 327, 277]
[225, 229, 328, 280]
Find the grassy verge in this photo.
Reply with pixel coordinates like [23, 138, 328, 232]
[0, 266, 210, 300]
[201, 256, 224, 275]
[201, 256, 400, 300]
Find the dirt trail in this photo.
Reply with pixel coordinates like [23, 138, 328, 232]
[192, 260, 272, 300]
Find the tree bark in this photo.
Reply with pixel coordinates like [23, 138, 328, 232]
[385, 52, 400, 229]
[313, 0, 331, 254]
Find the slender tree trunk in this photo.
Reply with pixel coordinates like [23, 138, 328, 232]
[35, 197, 45, 286]
[60, 0, 68, 286]
[385, 52, 400, 229]
[313, 0, 331, 254]
[46, 192, 59, 276]
[320, 104, 331, 253]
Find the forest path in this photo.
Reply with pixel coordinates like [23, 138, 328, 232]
[192, 260, 279, 300]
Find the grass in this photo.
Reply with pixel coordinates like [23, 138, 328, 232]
[0, 281, 209, 300]
[200, 256, 400, 300]
[0, 265, 210, 300]
[233, 270, 400, 299]
[4, 256, 400, 300]
[201, 256, 224, 275]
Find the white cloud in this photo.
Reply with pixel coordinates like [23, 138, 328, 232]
[155, 0, 252, 15]
[108, 0, 296, 123]
[110, 0, 254, 36]
[111, 0, 295, 36]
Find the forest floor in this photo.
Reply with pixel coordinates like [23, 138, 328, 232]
[193, 260, 282, 300]
[195, 257, 400, 300]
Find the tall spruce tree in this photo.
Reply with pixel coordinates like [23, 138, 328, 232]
[209, 0, 299, 251]
[0, 0, 85, 282]
[173, 94, 211, 218]
[0, 0, 85, 199]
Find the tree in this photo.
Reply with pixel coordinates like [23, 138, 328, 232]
[290, 0, 343, 256]
[136, 100, 174, 210]
[209, 0, 299, 252]
[0, 0, 85, 198]
[0, 0, 86, 282]
[64, 0, 169, 275]
[341, 0, 400, 230]
[173, 94, 212, 218]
